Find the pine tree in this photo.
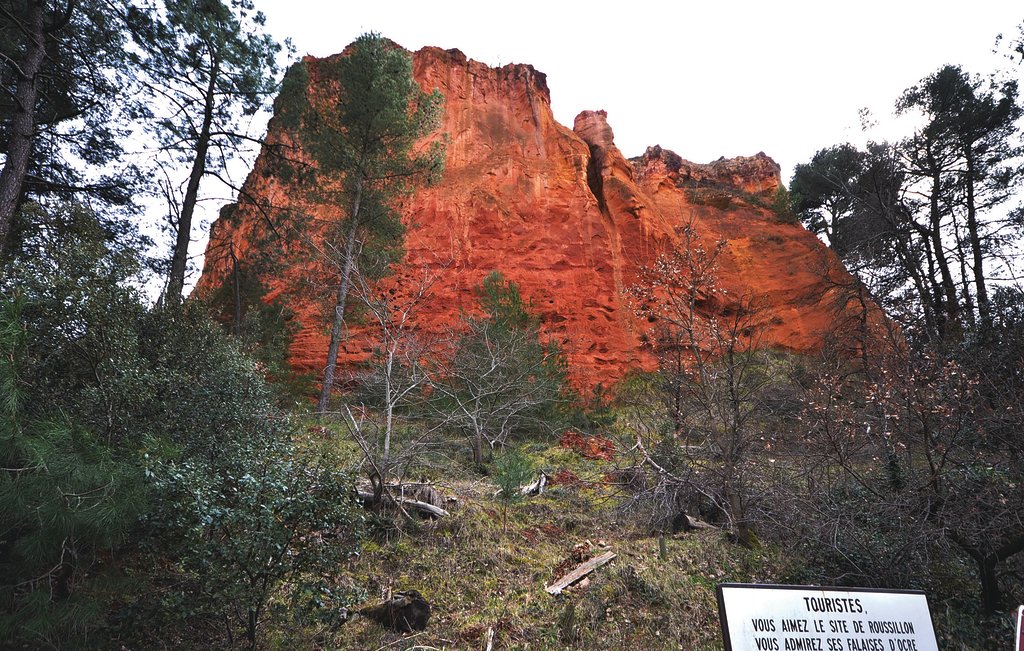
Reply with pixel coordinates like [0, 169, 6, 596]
[897, 65, 1022, 333]
[0, 298, 144, 646]
[274, 33, 443, 413]
[126, 0, 287, 303]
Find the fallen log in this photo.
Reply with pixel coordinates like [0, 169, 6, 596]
[684, 514, 719, 531]
[545, 551, 616, 595]
[356, 490, 450, 518]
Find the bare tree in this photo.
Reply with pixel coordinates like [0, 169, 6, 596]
[338, 269, 442, 508]
[625, 220, 786, 547]
[779, 309, 1024, 615]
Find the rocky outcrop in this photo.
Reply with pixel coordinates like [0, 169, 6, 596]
[197, 44, 855, 391]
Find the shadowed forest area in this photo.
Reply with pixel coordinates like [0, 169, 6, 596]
[2, 3, 1024, 649]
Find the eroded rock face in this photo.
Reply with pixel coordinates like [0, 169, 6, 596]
[197, 45, 853, 391]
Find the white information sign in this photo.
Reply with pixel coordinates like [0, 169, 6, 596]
[717, 584, 939, 651]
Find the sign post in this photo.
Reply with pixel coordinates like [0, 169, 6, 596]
[1015, 605, 1023, 651]
[717, 584, 939, 651]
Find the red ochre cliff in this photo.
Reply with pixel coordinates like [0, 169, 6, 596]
[197, 45, 855, 391]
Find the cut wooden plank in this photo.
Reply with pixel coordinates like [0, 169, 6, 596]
[545, 551, 616, 595]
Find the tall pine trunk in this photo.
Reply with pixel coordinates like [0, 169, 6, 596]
[166, 55, 220, 304]
[963, 154, 990, 328]
[0, 1, 46, 252]
[927, 168, 960, 338]
[317, 180, 363, 413]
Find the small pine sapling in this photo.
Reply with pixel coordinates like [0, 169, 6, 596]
[493, 448, 534, 532]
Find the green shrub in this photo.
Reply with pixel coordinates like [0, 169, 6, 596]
[134, 304, 279, 461]
[771, 185, 798, 223]
[2, 202, 362, 648]
[144, 435, 365, 648]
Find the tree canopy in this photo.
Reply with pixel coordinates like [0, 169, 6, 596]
[0, 0, 139, 256]
[790, 64, 1024, 341]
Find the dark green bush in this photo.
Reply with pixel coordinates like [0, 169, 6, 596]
[0, 299, 145, 648]
[2, 203, 366, 647]
[142, 435, 365, 648]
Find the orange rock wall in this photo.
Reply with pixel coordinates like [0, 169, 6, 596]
[197, 45, 851, 390]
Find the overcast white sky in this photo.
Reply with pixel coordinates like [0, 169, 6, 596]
[255, 1, 1022, 181]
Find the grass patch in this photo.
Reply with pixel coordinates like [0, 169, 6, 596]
[283, 439, 792, 650]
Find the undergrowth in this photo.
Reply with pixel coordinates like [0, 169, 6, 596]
[290, 440, 788, 650]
